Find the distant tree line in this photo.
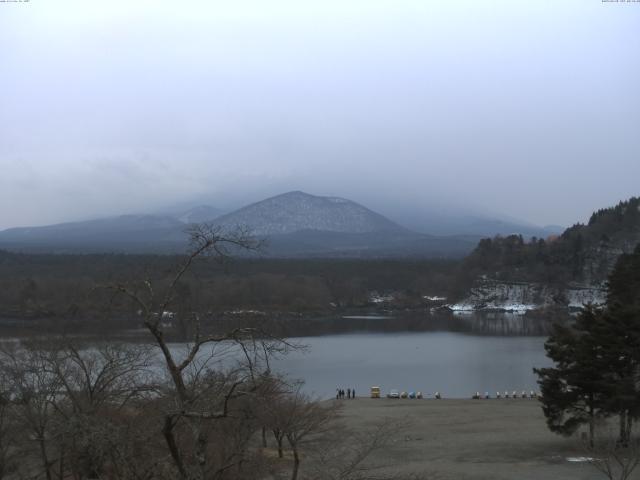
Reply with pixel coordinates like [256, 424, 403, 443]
[0, 250, 458, 334]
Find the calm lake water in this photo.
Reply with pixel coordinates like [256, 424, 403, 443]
[269, 331, 551, 399]
[161, 312, 559, 399]
[1, 311, 557, 400]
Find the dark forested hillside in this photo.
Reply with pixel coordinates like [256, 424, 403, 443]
[0, 250, 458, 332]
[459, 197, 640, 289]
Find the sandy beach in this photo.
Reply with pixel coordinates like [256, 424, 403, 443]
[336, 398, 606, 480]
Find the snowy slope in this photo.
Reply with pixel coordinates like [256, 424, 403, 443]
[212, 191, 405, 236]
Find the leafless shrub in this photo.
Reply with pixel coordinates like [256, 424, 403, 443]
[0, 342, 63, 480]
[306, 417, 409, 480]
[0, 338, 164, 480]
[0, 367, 19, 479]
[582, 430, 640, 480]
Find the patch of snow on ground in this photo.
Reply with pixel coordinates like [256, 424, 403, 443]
[485, 303, 537, 313]
[369, 292, 395, 304]
[423, 295, 447, 301]
[566, 287, 606, 309]
[448, 303, 475, 311]
[566, 457, 593, 462]
[225, 309, 267, 315]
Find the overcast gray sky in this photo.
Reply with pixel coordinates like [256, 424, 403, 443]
[1, 0, 639, 231]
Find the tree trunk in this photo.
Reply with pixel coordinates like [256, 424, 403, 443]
[619, 410, 629, 447]
[195, 426, 208, 480]
[290, 445, 300, 480]
[58, 439, 66, 480]
[262, 426, 267, 448]
[38, 437, 52, 480]
[588, 402, 595, 448]
[163, 415, 188, 479]
[273, 430, 284, 458]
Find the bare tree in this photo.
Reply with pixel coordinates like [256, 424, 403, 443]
[108, 224, 294, 480]
[583, 431, 640, 480]
[272, 389, 338, 480]
[44, 340, 155, 413]
[0, 362, 18, 479]
[0, 341, 62, 480]
[0, 338, 163, 480]
[263, 393, 416, 480]
[44, 340, 157, 480]
[253, 373, 294, 457]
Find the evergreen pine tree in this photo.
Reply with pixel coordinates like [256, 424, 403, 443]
[597, 244, 640, 445]
[536, 244, 640, 446]
[534, 305, 609, 446]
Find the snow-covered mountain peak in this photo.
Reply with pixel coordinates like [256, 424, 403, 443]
[213, 191, 405, 236]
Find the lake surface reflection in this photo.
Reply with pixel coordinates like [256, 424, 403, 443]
[289, 309, 564, 338]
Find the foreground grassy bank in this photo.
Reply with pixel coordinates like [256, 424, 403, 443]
[335, 398, 602, 480]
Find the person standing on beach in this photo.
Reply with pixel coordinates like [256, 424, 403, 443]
[347, 388, 351, 399]
[352, 388, 355, 399]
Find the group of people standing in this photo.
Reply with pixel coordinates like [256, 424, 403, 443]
[336, 387, 356, 399]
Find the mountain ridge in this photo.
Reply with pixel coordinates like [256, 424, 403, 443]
[212, 191, 405, 236]
[0, 190, 565, 257]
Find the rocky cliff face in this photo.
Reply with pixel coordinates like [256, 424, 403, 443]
[580, 235, 640, 285]
[449, 278, 606, 313]
[576, 197, 640, 284]
[453, 197, 640, 312]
